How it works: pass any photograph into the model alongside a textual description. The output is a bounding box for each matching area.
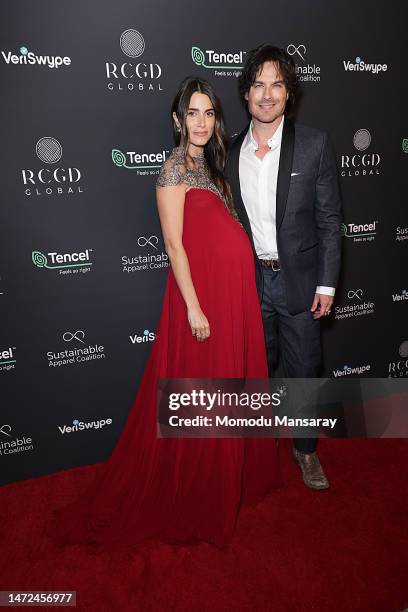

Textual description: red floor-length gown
[50,148,281,555]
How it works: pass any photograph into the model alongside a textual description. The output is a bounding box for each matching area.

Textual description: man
[225,44,342,490]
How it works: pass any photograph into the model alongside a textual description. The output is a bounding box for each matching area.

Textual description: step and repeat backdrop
[0,0,406,485]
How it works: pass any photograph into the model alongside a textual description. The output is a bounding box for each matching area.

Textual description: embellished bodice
[156,147,242,226]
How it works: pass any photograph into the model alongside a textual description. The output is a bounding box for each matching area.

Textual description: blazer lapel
[228,125,254,241]
[276,118,295,231]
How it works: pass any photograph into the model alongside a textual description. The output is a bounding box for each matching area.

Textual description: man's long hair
[171,76,234,212]
[238,44,299,116]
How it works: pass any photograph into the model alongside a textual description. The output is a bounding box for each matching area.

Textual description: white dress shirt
[238,116,335,297]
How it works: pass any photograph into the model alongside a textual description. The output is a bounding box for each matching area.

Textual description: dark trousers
[260,267,321,454]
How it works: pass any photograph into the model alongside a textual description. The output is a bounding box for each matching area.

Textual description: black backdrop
[1,0,407,485]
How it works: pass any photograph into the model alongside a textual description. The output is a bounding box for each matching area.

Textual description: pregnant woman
[51,77,281,555]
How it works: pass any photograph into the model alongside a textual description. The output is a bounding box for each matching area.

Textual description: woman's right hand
[187,306,210,342]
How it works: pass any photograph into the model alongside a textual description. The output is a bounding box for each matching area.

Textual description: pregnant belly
[182,189,252,265]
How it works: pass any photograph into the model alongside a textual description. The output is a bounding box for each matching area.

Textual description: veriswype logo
[58,417,113,435]
[32,249,93,276]
[334,288,375,320]
[191,46,245,78]
[286,44,321,82]
[112,147,170,177]
[388,341,408,377]
[47,330,106,368]
[21,137,84,197]
[1,45,71,69]
[333,363,371,377]
[0,346,17,373]
[0,424,34,457]
[341,129,381,177]
[122,234,169,273]
[340,220,378,243]
[129,329,156,344]
[105,29,163,93]
[343,55,388,75]
[391,289,408,303]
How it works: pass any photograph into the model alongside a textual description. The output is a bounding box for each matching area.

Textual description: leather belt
[258,258,281,271]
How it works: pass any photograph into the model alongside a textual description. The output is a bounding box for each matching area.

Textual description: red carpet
[0,439,407,612]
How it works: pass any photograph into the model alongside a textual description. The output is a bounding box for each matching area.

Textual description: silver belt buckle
[271,259,280,271]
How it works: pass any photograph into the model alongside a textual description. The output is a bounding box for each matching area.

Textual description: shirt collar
[242,115,285,153]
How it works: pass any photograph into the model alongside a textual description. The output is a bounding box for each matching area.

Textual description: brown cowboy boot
[293,447,329,490]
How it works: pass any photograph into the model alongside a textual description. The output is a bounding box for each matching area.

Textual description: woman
[51,77,281,555]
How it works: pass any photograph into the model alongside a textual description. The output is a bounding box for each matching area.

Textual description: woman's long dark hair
[171,76,234,212]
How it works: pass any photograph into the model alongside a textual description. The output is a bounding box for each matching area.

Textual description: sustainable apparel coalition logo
[1,45,71,69]
[334,289,375,320]
[122,234,169,273]
[0,424,34,457]
[47,330,106,368]
[286,44,321,82]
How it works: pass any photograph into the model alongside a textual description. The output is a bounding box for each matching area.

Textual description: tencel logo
[112,147,169,176]
[105,29,163,93]
[191,46,245,77]
[0,425,34,457]
[129,329,156,344]
[122,234,168,273]
[341,129,381,177]
[47,330,106,368]
[286,43,321,83]
[58,418,113,435]
[32,249,93,276]
[1,45,71,69]
[21,137,84,197]
[340,221,378,243]
[333,363,371,377]
[388,341,408,377]
[343,55,388,75]
[391,289,408,303]
[0,346,16,373]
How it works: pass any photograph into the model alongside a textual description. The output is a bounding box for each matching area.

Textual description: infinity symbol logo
[63,330,85,343]
[347,289,363,300]
[138,235,158,249]
[0,424,12,437]
[287,44,306,61]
